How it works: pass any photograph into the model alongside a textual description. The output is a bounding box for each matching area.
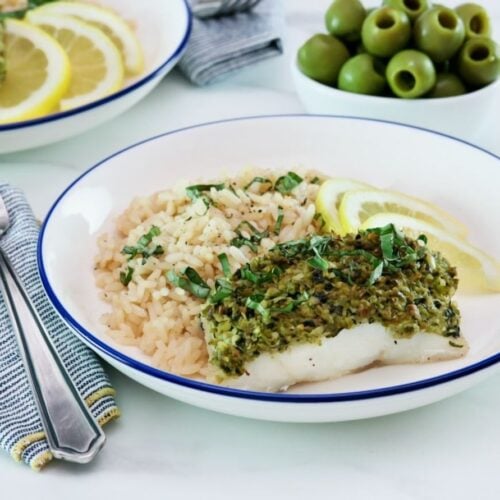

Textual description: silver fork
[191,0,261,19]
[0,196,105,464]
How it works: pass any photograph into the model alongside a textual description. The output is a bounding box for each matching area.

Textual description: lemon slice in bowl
[361,213,500,293]
[0,19,70,124]
[339,189,468,238]
[28,1,144,75]
[315,178,373,235]
[26,11,124,111]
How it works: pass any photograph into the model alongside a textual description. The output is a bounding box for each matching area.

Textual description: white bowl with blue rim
[38,114,500,422]
[0,0,191,154]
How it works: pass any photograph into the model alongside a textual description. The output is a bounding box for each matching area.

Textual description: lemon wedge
[339,189,468,238]
[29,1,144,75]
[27,11,124,110]
[315,178,373,235]
[0,19,70,124]
[361,213,500,293]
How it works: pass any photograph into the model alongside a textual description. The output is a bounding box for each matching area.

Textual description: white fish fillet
[210,324,468,392]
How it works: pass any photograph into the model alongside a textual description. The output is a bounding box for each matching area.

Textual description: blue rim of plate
[0,0,192,131]
[38,114,500,403]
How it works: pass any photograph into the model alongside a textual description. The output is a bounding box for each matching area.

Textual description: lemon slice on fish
[315,178,373,235]
[0,19,70,124]
[27,11,124,110]
[361,213,500,293]
[339,189,468,238]
[29,1,144,75]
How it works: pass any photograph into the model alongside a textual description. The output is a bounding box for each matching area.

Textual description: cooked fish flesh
[216,323,466,392]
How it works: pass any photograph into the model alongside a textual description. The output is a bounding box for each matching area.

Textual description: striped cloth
[179,0,283,85]
[0,184,119,471]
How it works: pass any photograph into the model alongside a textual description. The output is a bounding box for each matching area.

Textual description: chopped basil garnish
[277,236,330,270]
[245,294,270,321]
[245,290,309,320]
[278,239,322,259]
[120,226,164,285]
[334,249,380,266]
[185,183,225,200]
[274,206,284,235]
[309,235,331,255]
[274,172,303,194]
[185,183,225,210]
[218,253,231,278]
[210,278,233,304]
[367,260,384,286]
[307,256,329,271]
[244,177,273,191]
[230,236,258,252]
[271,291,310,314]
[228,185,239,198]
[307,235,331,271]
[121,225,164,264]
[310,176,321,184]
[365,224,428,284]
[380,230,395,260]
[230,221,269,252]
[239,264,281,285]
[167,267,210,299]
[235,221,269,238]
[119,266,134,286]
[241,265,267,284]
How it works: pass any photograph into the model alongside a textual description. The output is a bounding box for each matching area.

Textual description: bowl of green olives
[293,0,499,137]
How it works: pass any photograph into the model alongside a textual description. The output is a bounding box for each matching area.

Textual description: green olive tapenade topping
[202,225,461,377]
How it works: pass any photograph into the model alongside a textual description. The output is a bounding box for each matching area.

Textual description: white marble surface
[1,0,499,497]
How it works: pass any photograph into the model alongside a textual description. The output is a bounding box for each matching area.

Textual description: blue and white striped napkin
[0,184,119,471]
[179,0,284,85]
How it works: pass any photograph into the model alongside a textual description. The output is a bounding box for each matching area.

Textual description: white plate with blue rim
[0,0,191,154]
[38,115,500,422]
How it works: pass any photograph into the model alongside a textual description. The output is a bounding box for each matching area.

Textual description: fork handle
[0,250,105,463]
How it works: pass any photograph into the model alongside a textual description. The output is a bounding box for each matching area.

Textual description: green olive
[414,7,465,63]
[455,3,491,40]
[325,0,366,42]
[297,34,350,85]
[338,54,386,95]
[386,49,436,98]
[428,73,466,97]
[457,37,499,87]
[361,7,411,58]
[383,0,430,22]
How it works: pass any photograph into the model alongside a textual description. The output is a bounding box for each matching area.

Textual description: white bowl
[292,59,500,138]
[0,0,191,154]
[39,115,500,422]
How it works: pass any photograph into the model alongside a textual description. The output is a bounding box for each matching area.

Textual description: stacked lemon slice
[0,1,143,124]
[315,178,500,293]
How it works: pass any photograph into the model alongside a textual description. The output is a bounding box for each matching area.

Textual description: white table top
[1,0,499,497]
